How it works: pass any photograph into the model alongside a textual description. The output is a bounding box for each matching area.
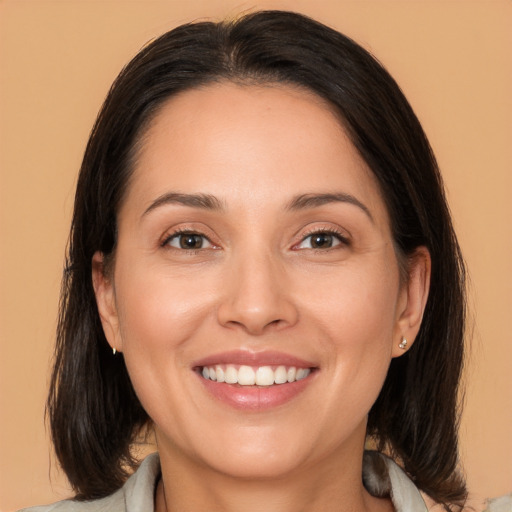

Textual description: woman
[22,10,472,512]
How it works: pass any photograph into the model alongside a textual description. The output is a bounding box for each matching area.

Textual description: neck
[154,435,393,512]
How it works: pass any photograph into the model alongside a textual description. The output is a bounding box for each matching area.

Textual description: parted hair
[48,10,467,509]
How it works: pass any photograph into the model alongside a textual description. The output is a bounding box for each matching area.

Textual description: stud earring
[398,337,408,350]
[112,347,117,355]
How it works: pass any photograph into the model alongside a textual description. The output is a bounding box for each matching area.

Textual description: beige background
[1,1,511,510]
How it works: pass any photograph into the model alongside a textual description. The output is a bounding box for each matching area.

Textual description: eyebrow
[286,193,373,222]
[142,192,224,216]
[142,191,372,221]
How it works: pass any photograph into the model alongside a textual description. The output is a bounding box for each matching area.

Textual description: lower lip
[197,372,316,411]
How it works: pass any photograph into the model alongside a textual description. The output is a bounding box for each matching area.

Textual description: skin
[93,83,430,512]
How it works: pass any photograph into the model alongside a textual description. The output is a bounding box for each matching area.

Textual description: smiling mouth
[199,364,313,386]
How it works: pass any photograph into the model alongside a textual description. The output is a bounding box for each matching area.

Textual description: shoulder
[17,491,123,512]
[18,453,161,512]
[364,451,512,512]
[17,494,121,512]
[484,493,512,512]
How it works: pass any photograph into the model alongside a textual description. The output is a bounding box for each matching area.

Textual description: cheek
[301,257,400,403]
[111,263,215,414]
[111,269,210,432]
[301,256,400,345]
[114,261,214,350]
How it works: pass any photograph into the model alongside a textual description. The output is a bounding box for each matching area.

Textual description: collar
[121,450,428,512]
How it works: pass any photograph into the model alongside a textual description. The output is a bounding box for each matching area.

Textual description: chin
[163,423,313,480]
[205,447,307,480]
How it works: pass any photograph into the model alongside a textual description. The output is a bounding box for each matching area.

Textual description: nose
[216,250,299,335]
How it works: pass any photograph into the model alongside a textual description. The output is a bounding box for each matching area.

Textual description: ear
[392,246,431,358]
[92,251,122,353]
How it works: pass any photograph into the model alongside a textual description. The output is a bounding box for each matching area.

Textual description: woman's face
[94,83,428,479]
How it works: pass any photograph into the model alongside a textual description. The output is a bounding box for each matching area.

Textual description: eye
[296,231,347,250]
[163,232,214,250]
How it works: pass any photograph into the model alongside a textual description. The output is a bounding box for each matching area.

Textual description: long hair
[48,10,467,508]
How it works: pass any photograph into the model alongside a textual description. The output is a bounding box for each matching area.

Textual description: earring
[398,337,408,350]
[112,347,117,355]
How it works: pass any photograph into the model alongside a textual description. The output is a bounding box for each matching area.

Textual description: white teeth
[274,365,287,384]
[238,365,255,385]
[296,368,311,380]
[255,366,274,386]
[201,364,312,386]
[225,365,238,384]
[216,366,225,383]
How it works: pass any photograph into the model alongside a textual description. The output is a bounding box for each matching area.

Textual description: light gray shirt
[21,451,504,512]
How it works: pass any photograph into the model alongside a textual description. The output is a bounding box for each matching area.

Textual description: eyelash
[295,228,350,251]
[161,227,349,252]
[161,229,215,252]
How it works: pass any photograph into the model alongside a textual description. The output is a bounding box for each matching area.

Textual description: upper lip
[192,350,317,369]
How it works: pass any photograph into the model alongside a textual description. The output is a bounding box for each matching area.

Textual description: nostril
[266,318,283,328]
[221,315,292,335]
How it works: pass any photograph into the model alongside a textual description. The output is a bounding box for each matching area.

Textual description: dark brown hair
[48,10,467,509]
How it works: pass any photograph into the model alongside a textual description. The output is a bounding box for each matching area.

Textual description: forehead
[137,81,346,163]
[122,82,388,225]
